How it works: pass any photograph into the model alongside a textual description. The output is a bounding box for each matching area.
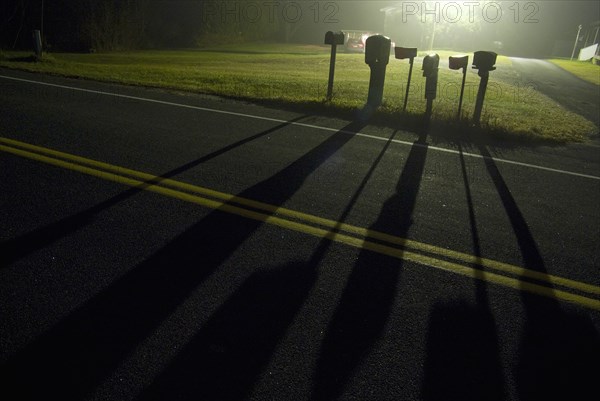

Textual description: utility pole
[41,0,44,50]
[428,21,436,51]
[571,24,582,61]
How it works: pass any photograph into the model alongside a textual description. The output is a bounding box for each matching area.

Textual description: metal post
[403,58,414,111]
[326,44,337,101]
[367,63,387,107]
[395,47,418,111]
[473,72,489,124]
[457,66,467,118]
[425,98,434,117]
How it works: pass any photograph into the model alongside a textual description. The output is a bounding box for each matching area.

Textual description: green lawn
[548,58,600,86]
[0,44,596,143]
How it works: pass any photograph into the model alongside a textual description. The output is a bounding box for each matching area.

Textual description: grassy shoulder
[548,58,600,86]
[1,45,596,144]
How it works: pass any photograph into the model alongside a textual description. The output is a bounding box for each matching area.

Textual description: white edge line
[1,74,599,181]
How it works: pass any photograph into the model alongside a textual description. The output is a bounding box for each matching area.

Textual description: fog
[1,1,598,57]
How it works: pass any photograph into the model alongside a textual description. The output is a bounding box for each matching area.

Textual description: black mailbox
[422,53,439,107]
[422,53,440,77]
[324,31,345,46]
[364,35,391,108]
[473,51,497,72]
[365,35,391,65]
[449,55,469,70]
[394,47,417,60]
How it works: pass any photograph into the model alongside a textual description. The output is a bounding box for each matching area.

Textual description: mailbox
[364,35,391,108]
[395,46,418,111]
[324,31,345,46]
[394,47,417,60]
[422,53,439,108]
[449,55,469,118]
[324,31,345,100]
[422,53,439,77]
[449,55,469,71]
[365,35,391,65]
[473,51,497,72]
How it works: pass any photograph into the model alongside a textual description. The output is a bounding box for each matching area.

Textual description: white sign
[579,44,598,61]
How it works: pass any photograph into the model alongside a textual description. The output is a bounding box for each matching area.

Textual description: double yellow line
[2,136,599,311]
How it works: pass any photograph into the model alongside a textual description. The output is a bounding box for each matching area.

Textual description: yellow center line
[2,139,599,311]
[3,136,599,297]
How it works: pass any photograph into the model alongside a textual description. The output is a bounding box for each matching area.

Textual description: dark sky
[534,1,599,39]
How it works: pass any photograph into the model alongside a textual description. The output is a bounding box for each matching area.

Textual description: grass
[548,58,600,86]
[1,44,597,144]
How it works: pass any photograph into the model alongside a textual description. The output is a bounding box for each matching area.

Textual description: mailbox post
[365,35,391,108]
[449,55,469,118]
[472,51,497,124]
[422,53,439,116]
[394,47,418,111]
[324,31,345,101]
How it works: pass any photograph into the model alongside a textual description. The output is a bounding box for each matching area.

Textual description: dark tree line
[1,0,363,51]
[1,0,144,51]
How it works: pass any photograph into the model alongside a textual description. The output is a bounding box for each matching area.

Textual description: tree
[79,0,147,51]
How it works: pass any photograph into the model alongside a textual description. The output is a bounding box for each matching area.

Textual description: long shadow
[422,144,505,401]
[136,130,398,401]
[312,130,429,399]
[0,115,307,267]
[479,146,600,401]
[0,120,364,401]
[136,259,317,401]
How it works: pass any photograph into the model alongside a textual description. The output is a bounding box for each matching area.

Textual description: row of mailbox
[326,30,497,72]
[324,30,497,122]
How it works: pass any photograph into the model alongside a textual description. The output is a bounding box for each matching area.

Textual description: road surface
[510,57,600,129]
[1,69,599,401]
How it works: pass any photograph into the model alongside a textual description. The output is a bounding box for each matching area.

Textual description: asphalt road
[510,57,600,129]
[1,68,599,401]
